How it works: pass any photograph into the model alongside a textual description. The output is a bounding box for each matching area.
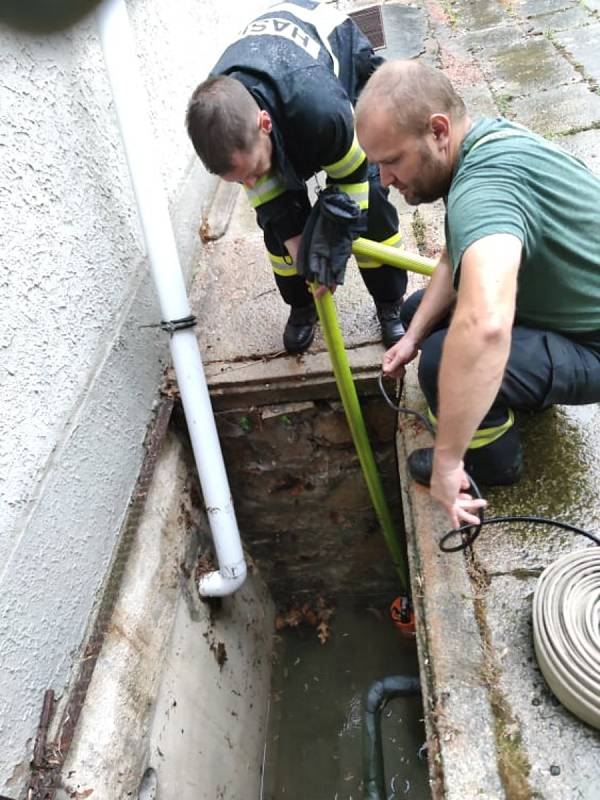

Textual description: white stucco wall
[0,0,269,795]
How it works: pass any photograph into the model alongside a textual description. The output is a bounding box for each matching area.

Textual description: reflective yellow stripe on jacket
[426,408,515,449]
[268,250,297,277]
[331,180,369,210]
[322,131,366,180]
[245,171,286,208]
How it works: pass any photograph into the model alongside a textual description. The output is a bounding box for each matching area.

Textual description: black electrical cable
[377,373,600,552]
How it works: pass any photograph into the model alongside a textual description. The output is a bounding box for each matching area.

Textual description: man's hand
[382,333,419,379]
[430,451,487,528]
[312,282,337,300]
[296,187,364,288]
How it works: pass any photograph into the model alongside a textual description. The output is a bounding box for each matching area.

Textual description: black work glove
[296,186,366,288]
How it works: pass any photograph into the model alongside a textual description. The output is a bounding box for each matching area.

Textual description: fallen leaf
[317,620,330,644]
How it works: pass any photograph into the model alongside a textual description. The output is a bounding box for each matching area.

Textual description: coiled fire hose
[377,373,600,730]
[533,548,600,729]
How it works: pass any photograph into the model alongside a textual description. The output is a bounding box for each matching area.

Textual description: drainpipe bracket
[160,315,197,333]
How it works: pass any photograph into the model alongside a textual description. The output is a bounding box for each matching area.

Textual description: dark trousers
[266,164,408,307]
[402,289,600,427]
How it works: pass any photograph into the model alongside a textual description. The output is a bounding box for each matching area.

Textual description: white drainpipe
[96,0,246,596]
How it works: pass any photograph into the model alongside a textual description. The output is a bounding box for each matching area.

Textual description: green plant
[496,92,514,117]
[412,209,427,255]
[238,416,252,433]
[440,0,457,26]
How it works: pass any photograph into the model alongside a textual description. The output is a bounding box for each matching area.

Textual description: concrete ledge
[198,177,241,243]
[398,363,600,799]
[57,431,275,800]
[203,342,388,409]
[397,364,504,800]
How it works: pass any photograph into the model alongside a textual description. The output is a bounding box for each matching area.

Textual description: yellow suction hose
[309,239,435,593]
[311,286,410,594]
[352,237,436,277]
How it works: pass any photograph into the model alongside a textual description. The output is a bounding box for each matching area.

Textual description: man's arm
[432,233,522,525]
[254,97,362,282]
[382,247,456,377]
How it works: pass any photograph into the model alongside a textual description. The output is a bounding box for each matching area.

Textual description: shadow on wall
[0,0,104,32]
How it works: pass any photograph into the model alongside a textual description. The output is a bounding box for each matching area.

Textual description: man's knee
[400,289,426,328]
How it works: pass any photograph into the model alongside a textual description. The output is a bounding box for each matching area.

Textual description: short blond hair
[356,59,466,135]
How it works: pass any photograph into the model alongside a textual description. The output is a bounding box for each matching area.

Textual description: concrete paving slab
[460,82,499,117]
[485,575,600,799]
[558,129,600,172]
[378,3,428,60]
[488,38,581,96]
[399,383,600,800]
[525,4,593,34]
[202,343,388,410]
[464,404,600,575]
[511,82,600,135]
[458,24,526,59]
[519,0,577,16]
[191,168,422,369]
[450,0,507,31]
[555,22,600,82]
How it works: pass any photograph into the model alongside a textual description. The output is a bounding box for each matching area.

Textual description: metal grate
[349,4,386,50]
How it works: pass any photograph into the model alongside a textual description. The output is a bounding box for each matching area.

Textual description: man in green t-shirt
[355,59,600,527]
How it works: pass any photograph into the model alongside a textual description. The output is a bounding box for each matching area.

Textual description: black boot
[283,304,318,354]
[376,299,405,348]
[407,425,524,487]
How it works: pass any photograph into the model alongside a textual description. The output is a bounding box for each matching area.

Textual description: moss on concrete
[467,554,534,799]
[495,91,515,116]
[411,208,428,255]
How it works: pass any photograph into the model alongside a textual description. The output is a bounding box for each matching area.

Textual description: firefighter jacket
[211,0,382,252]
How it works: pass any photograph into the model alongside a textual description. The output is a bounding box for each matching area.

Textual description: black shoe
[283,304,317,354]
[407,426,524,488]
[376,299,405,348]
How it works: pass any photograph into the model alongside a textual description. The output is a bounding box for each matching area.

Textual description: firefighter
[186,0,407,354]
[356,59,600,527]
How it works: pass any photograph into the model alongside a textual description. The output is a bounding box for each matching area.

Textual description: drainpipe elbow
[197,561,248,597]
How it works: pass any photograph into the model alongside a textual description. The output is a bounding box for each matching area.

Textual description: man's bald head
[356,59,467,137]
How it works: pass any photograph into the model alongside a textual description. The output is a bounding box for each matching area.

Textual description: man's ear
[430,113,450,147]
[258,109,272,134]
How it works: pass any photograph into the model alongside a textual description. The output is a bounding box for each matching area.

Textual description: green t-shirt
[446,117,600,334]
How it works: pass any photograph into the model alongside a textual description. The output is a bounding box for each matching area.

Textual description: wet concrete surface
[189,0,600,797]
[489,38,581,95]
[191,185,392,364]
[525,4,593,35]
[555,22,600,82]
[511,82,600,135]
[379,3,428,61]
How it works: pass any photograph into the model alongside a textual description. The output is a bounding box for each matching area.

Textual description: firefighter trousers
[402,289,600,431]
[264,164,408,308]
